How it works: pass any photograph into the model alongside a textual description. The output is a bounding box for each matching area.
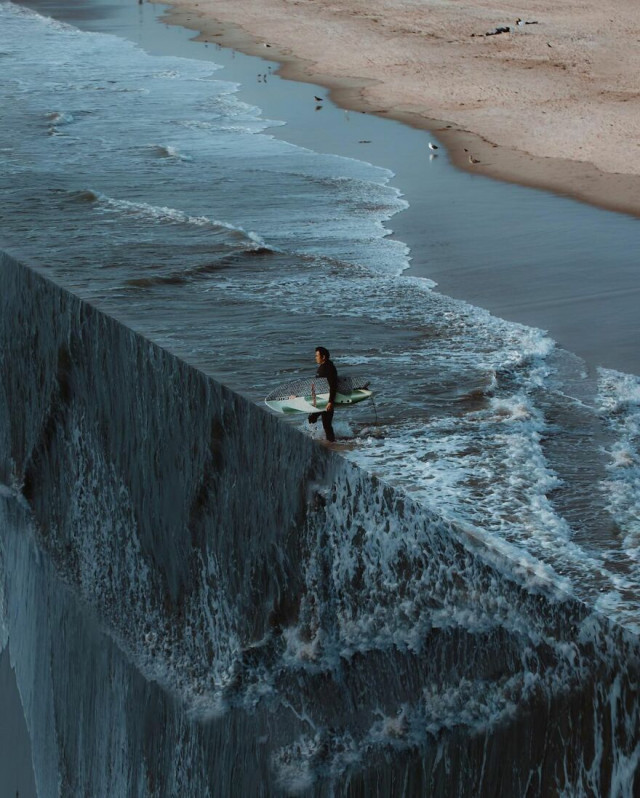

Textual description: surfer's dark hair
[316,346,330,360]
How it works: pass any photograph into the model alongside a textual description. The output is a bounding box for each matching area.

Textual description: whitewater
[1,1,640,794]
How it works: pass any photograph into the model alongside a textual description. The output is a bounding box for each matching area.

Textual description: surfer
[309,346,337,442]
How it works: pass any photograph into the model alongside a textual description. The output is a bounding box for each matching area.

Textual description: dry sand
[156,0,640,216]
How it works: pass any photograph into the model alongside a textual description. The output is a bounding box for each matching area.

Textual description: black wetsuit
[309,359,338,441]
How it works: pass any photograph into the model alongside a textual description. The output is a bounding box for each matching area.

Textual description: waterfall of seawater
[2,251,639,795]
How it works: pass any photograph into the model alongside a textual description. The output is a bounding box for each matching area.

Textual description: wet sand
[156,0,640,219]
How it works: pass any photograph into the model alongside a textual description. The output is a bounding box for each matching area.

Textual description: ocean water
[1,1,640,794]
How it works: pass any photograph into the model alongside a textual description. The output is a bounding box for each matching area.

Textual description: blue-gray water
[1,1,640,794]
[3,253,640,796]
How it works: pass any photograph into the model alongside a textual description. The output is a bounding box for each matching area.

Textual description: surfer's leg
[321,409,335,442]
[308,413,320,424]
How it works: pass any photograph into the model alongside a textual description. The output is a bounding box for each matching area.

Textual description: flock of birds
[308,102,482,164]
[429,141,480,164]
[255,73,481,166]
[254,17,540,165]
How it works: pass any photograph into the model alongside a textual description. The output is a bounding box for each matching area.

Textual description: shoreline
[154,0,640,220]
[12,0,640,377]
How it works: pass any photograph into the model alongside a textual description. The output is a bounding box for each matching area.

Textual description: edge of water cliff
[2,250,639,795]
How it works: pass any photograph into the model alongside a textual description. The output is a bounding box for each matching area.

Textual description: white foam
[150,143,193,162]
[592,369,640,628]
[92,191,267,247]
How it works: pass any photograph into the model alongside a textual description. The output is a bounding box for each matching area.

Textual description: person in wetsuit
[308,346,337,442]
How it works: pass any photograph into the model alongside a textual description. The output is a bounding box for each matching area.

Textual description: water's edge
[2,251,639,795]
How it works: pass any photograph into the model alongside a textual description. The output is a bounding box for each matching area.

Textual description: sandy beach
[156,0,640,217]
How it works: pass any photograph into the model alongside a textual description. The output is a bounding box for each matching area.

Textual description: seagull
[428,142,439,152]
[314,95,324,103]
[468,154,480,164]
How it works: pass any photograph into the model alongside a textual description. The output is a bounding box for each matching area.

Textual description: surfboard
[265,375,372,414]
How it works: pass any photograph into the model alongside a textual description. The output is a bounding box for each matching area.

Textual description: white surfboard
[265,375,372,414]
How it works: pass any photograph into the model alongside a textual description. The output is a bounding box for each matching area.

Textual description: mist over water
[1,1,640,794]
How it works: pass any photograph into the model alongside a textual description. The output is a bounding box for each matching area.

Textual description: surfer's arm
[317,362,338,408]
